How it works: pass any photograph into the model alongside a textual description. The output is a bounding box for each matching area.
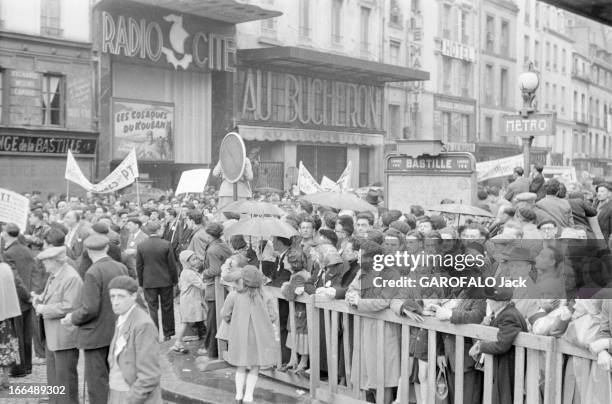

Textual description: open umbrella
[426,203,494,218]
[301,191,377,212]
[224,217,298,239]
[221,200,286,217]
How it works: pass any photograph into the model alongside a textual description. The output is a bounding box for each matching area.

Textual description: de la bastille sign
[101,10,236,73]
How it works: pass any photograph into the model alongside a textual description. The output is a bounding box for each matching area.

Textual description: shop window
[484,116,493,142]
[41,73,64,126]
[41,0,62,37]
[296,145,347,183]
[441,112,451,142]
[359,148,369,187]
[460,114,470,143]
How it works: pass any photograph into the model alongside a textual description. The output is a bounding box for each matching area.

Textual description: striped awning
[238,125,384,147]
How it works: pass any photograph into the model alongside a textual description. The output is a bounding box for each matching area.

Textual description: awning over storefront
[238,125,384,147]
[97,0,281,24]
[540,0,612,27]
[238,47,430,84]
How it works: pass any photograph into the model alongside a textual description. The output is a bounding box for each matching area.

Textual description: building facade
[0,0,97,194]
[234,0,427,192]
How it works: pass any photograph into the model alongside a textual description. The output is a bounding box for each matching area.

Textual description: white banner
[297,162,322,195]
[65,149,139,193]
[0,188,30,233]
[175,169,211,195]
[542,166,577,183]
[320,176,337,191]
[476,154,523,182]
[336,161,352,191]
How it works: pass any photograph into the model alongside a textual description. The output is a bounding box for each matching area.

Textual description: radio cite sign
[101,11,236,73]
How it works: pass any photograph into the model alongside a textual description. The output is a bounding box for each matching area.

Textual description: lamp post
[518,62,540,177]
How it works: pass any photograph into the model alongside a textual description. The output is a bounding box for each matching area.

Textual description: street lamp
[518,62,540,176]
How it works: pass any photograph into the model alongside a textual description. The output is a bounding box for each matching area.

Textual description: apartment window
[596,100,600,127]
[299,0,311,38]
[388,104,401,140]
[534,40,540,68]
[412,0,420,14]
[525,0,531,24]
[545,42,550,69]
[573,91,578,120]
[442,112,451,142]
[461,62,471,97]
[460,10,470,44]
[581,94,586,122]
[360,7,371,52]
[500,68,508,107]
[331,0,342,43]
[485,64,493,104]
[535,2,540,28]
[389,0,402,26]
[485,116,493,141]
[562,48,566,73]
[561,86,565,113]
[41,0,61,36]
[485,15,494,52]
[41,74,64,126]
[552,84,557,110]
[389,41,401,65]
[442,57,452,94]
[545,82,550,109]
[442,5,452,39]
[500,20,509,56]
[524,35,530,63]
[553,44,558,71]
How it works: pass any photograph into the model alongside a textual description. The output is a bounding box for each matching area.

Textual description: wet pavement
[161,338,313,404]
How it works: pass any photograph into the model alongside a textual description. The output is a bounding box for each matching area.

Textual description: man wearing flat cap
[107,276,162,403]
[136,221,178,342]
[62,234,129,404]
[32,245,82,404]
[468,286,527,404]
[77,222,124,280]
[198,222,232,358]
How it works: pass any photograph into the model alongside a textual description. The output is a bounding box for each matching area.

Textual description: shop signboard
[385,152,477,213]
[112,99,174,161]
[0,134,97,156]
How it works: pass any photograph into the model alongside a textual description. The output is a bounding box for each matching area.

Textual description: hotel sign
[441,39,476,62]
[237,68,383,130]
[101,10,236,72]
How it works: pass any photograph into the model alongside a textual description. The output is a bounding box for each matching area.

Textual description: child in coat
[172,250,205,353]
[222,265,277,404]
[280,249,310,373]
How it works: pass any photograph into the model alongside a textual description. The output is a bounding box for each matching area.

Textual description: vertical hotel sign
[100,9,236,72]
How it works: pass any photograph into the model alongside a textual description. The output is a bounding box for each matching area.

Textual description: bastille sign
[501,112,556,137]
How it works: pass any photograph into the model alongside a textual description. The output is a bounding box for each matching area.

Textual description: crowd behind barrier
[3,167,612,404]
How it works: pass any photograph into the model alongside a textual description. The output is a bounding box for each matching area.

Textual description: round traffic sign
[219,132,246,183]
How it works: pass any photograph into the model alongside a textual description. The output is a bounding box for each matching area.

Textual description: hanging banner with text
[65,149,139,193]
[0,188,30,233]
[476,154,523,182]
[113,99,174,161]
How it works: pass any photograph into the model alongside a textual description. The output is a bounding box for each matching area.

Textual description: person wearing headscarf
[0,262,21,389]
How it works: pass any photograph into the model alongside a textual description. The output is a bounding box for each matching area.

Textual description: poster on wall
[113,99,174,161]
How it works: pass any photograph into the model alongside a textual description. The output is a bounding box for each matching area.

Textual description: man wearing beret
[107,276,162,403]
[136,222,178,341]
[62,234,129,404]
[198,222,232,358]
[33,245,82,404]
[2,222,36,377]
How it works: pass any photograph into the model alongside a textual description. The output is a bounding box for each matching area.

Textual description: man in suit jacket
[2,223,35,377]
[62,235,129,404]
[33,245,82,404]
[137,222,178,340]
[504,167,531,202]
[123,217,148,281]
[63,210,91,260]
[535,179,575,229]
[107,276,162,403]
[596,183,612,242]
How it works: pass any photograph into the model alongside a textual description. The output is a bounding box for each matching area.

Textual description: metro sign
[502,113,556,137]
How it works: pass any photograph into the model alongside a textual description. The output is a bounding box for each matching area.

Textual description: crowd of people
[1,163,612,403]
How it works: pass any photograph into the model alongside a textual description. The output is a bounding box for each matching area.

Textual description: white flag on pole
[320,176,337,191]
[335,161,352,191]
[64,150,94,190]
[297,162,322,194]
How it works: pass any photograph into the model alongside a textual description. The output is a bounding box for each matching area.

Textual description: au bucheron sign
[0,134,97,156]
